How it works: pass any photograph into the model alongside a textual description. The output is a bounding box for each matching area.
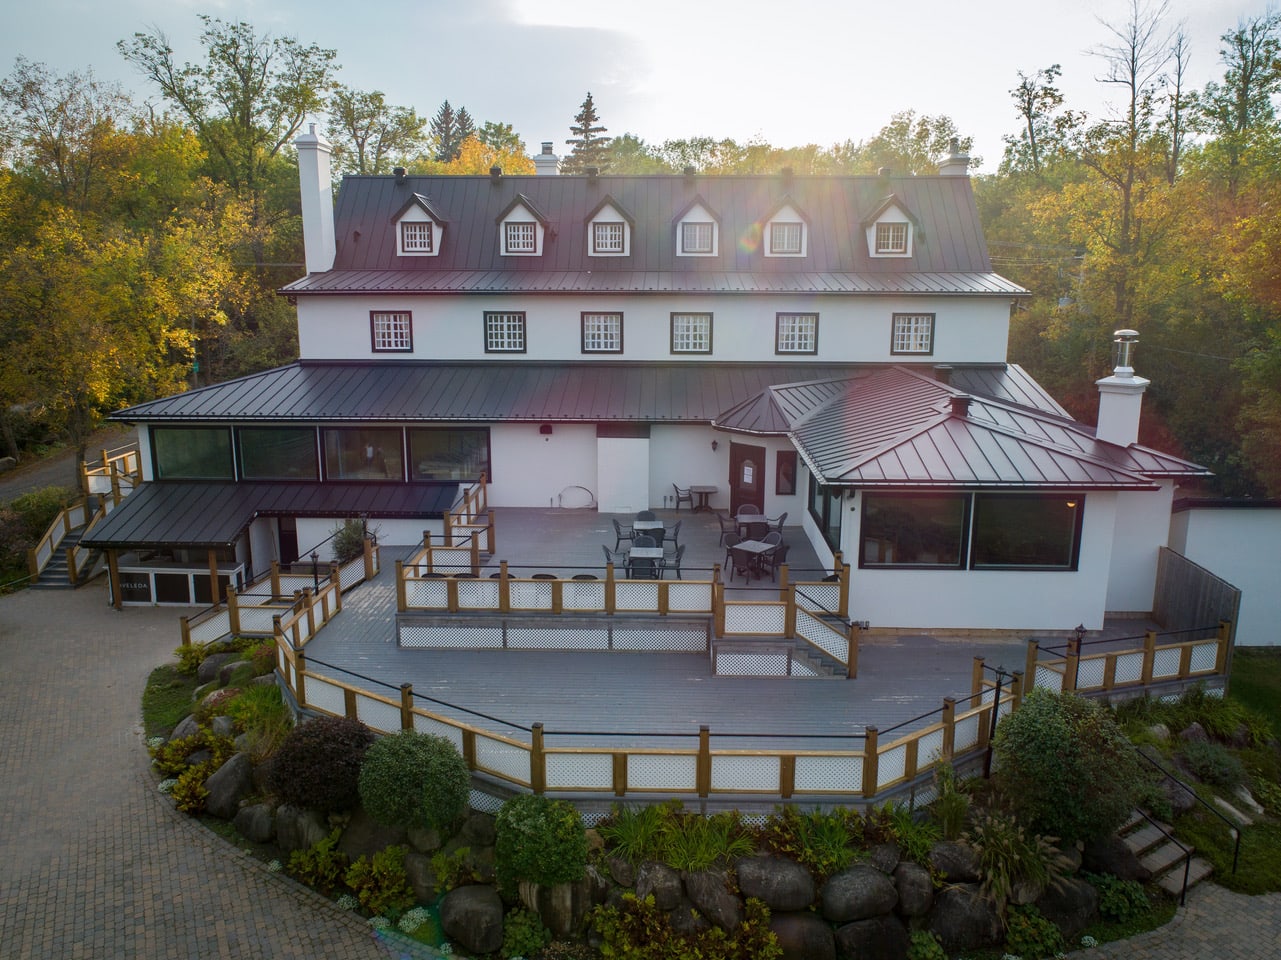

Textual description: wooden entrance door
[729,442,766,516]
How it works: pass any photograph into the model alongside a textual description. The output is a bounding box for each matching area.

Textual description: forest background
[1,5,1278,498]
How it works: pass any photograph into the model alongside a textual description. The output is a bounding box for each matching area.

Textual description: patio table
[690,485,718,512]
[728,539,775,581]
[631,519,665,533]
[625,545,665,579]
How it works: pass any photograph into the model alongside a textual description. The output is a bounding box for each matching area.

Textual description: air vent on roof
[586,166,598,180]
[683,165,696,181]
[933,364,953,385]
[877,167,892,178]
[950,395,971,417]
[490,166,502,182]
[393,167,407,184]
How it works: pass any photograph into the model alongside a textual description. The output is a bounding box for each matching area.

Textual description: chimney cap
[541,141,554,154]
[489,165,502,181]
[393,167,407,184]
[949,395,972,417]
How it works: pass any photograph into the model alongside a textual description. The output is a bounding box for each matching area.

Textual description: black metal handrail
[1133,746,1241,876]
[1127,806,1195,905]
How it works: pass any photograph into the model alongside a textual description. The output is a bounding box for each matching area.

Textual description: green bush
[1003,903,1066,958]
[1177,739,1248,789]
[288,828,351,896]
[932,761,971,841]
[358,731,469,830]
[268,716,375,813]
[502,907,551,959]
[1117,687,1272,748]
[331,518,368,564]
[345,845,416,916]
[907,929,946,960]
[150,730,236,777]
[758,805,864,883]
[658,809,755,872]
[429,846,480,893]
[963,811,1072,917]
[590,893,782,960]
[993,689,1144,844]
[598,802,670,864]
[9,485,77,533]
[171,763,212,814]
[1085,872,1150,922]
[495,794,588,893]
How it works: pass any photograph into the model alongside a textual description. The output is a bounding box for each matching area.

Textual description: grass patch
[142,664,198,739]
[1078,891,1178,946]
[1174,813,1281,895]
[1229,648,1281,740]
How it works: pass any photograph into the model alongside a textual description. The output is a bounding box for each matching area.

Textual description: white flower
[368,916,390,930]
[158,778,178,794]
[398,906,432,933]
[1081,934,1100,948]
[266,859,282,872]
[336,894,359,911]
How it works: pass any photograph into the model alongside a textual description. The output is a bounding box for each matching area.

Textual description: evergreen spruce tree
[455,106,475,149]
[563,91,611,173]
[430,100,466,162]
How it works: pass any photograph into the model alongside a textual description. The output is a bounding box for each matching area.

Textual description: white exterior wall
[1104,481,1175,615]
[486,422,598,508]
[248,518,277,579]
[648,425,725,511]
[1169,506,1281,647]
[296,293,1009,364]
[596,437,650,513]
[844,490,1119,632]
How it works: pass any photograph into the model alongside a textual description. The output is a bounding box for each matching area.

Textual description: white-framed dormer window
[371,311,412,352]
[769,221,804,255]
[891,313,935,355]
[401,221,432,253]
[670,312,712,354]
[775,312,818,355]
[681,221,715,254]
[504,221,537,254]
[592,221,625,254]
[875,221,910,254]
[484,311,527,353]
[581,312,623,353]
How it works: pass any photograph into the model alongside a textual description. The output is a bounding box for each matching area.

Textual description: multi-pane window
[876,221,909,253]
[370,311,412,352]
[581,312,623,353]
[891,313,935,355]
[323,428,404,481]
[775,313,818,354]
[681,221,714,253]
[770,221,803,254]
[670,313,712,354]
[239,427,318,480]
[400,221,432,253]
[592,221,625,254]
[152,427,233,480]
[504,221,536,253]
[484,311,527,353]
[409,428,490,482]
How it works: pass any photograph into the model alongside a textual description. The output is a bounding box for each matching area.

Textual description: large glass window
[152,427,233,479]
[409,428,490,481]
[581,312,623,353]
[972,495,1083,569]
[860,493,966,567]
[776,313,818,354]
[239,427,318,480]
[670,312,712,354]
[370,311,412,352]
[322,428,404,480]
[807,474,844,551]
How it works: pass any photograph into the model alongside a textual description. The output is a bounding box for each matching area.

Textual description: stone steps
[1118,810,1214,899]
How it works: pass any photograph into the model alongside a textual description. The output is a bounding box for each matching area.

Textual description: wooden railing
[26,499,92,582]
[442,474,494,554]
[81,444,141,502]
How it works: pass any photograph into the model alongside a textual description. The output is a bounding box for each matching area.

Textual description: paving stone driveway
[2,581,1279,958]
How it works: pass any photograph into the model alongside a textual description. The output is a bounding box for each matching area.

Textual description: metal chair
[728,545,756,583]
[760,540,789,581]
[628,557,659,579]
[722,533,742,571]
[716,513,738,547]
[664,519,682,546]
[662,542,685,580]
[612,518,634,551]
[602,544,627,568]
[672,484,693,511]
[744,521,769,540]
[770,511,789,534]
[632,534,657,548]
[636,509,657,521]
[738,503,762,517]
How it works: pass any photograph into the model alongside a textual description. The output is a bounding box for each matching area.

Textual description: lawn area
[1229,647,1281,739]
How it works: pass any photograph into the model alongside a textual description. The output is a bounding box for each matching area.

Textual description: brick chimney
[295,124,335,273]
[937,138,970,176]
[533,141,561,176]
[1095,329,1149,447]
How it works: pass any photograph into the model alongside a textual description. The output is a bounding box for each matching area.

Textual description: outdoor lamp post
[311,550,319,591]
[984,664,1009,779]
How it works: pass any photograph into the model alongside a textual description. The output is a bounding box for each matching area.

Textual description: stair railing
[1133,747,1242,877]
[1127,806,1194,906]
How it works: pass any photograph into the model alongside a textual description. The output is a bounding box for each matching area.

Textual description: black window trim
[482,310,528,354]
[669,311,713,355]
[774,311,819,356]
[890,312,936,356]
[369,310,413,353]
[580,311,624,354]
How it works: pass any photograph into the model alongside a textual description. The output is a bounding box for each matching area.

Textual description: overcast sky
[1,0,1264,173]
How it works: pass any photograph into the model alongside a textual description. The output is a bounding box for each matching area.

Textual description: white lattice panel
[716,652,788,676]
[615,581,659,611]
[411,715,464,750]
[355,694,401,734]
[190,615,231,643]
[1115,652,1144,683]
[913,781,940,808]
[305,676,346,717]
[794,755,860,793]
[1152,647,1181,679]
[711,755,780,791]
[797,582,841,610]
[953,714,981,751]
[877,744,906,785]
[236,607,283,634]
[723,603,785,634]
[1034,664,1064,690]
[563,581,605,609]
[507,628,608,650]
[667,582,713,612]
[796,611,847,662]
[398,624,503,648]
[790,659,819,677]
[613,628,705,651]
[1190,642,1218,672]
[917,728,944,762]
[546,753,614,789]
[278,574,312,594]
[408,580,448,607]
[508,581,553,610]
[628,754,697,790]
[1077,658,1105,689]
[475,736,531,785]
[277,658,294,689]
[457,580,499,609]
[468,789,504,814]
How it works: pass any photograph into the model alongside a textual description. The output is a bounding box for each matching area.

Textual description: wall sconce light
[710,439,719,452]
[1065,500,1078,509]
[539,424,553,441]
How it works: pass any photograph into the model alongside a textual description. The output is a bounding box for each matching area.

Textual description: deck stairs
[1119,811,1214,897]
[29,524,92,590]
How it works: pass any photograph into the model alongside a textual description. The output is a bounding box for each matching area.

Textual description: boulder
[519,878,596,938]
[892,862,933,917]
[337,807,408,861]
[440,885,504,954]
[1147,722,1171,742]
[274,804,330,854]
[460,810,497,846]
[0,455,16,473]
[233,803,276,844]
[770,911,836,960]
[820,863,899,923]
[204,753,254,820]
[169,714,200,743]
[736,855,816,912]
[197,652,238,685]
[403,851,440,903]
[1082,835,1151,882]
[868,843,900,874]
[667,898,712,938]
[1036,876,1098,939]
[406,824,442,853]
[928,841,980,883]
[219,659,251,685]
[607,855,635,887]
[635,861,683,910]
[926,883,1002,955]
[834,914,909,960]
[210,715,236,738]
[683,869,742,931]
[1178,721,1209,743]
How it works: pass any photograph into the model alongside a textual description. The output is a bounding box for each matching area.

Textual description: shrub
[194,687,242,723]
[1003,903,1066,958]
[430,846,480,893]
[658,809,755,872]
[288,829,351,896]
[332,518,368,564]
[963,811,1072,917]
[590,893,782,960]
[598,802,670,864]
[1085,872,1150,922]
[907,929,947,960]
[358,731,469,830]
[759,805,863,882]
[222,684,293,760]
[502,907,551,959]
[495,794,588,893]
[993,689,1144,844]
[345,845,416,916]
[1177,739,1248,789]
[879,803,940,866]
[932,761,971,841]
[267,716,375,813]
[171,763,212,814]
[150,730,236,777]
[174,642,213,676]
[9,485,77,533]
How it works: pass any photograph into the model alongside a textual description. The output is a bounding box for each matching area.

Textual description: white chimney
[532,140,561,176]
[937,138,970,176]
[1095,329,1149,447]
[296,124,335,273]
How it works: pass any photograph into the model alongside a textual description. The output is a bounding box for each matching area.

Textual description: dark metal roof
[81,482,457,550]
[110,361,866,424]
[280,171,1028,297]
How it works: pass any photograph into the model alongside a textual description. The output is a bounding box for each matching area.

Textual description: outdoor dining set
[604,506,789,582]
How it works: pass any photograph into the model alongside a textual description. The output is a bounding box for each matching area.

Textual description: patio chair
[760,540,789,581]
[727,545,757,583]
[661,542,685,580]
[722,533,742,570]
[664,519,682,546]
[612,518,634,551]
[632,534,657,548]
[716,513,737,547]
[738,503,762,517]
[770,511,789,534]
[744,521,769,540]
[628,556,659,579]
[601,544,627,568]
[672,484,693,511]
[636,509,657,521]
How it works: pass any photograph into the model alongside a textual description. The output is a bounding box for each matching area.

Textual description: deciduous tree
[326,86,426,175]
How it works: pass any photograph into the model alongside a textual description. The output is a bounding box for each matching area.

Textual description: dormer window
[401,221,433,253]
[681,222,714,254]
[505,222,537,254]
[876,222,909,254]
[592,221,625,253]
[769,222,803,254]
[497,194,550,256]
[392,193,446,257]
